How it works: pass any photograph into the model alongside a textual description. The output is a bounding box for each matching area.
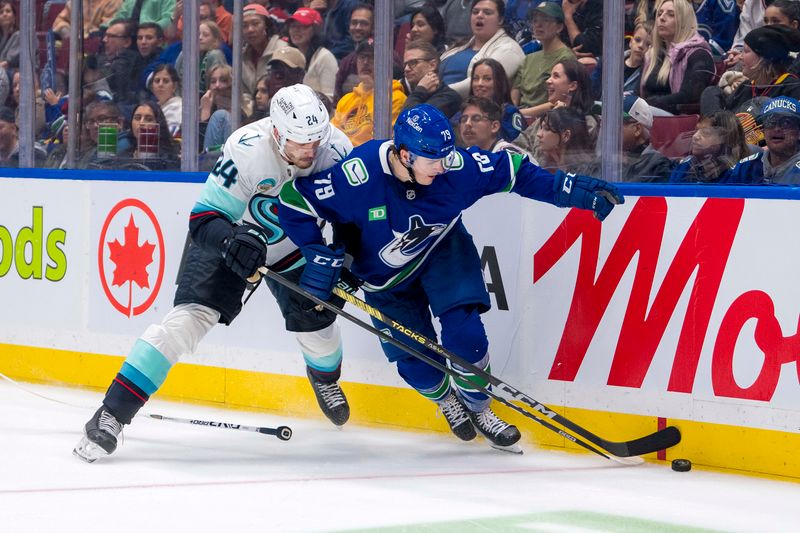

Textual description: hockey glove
[300,243,345,301]
[553,172,625,221]
[222,223,268,280]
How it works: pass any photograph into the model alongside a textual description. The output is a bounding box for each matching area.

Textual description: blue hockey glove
[222,223,268,280]
[553,172,625,221]
[300,243,345,300]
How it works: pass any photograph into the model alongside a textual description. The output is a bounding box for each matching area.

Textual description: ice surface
[0,380,797,532]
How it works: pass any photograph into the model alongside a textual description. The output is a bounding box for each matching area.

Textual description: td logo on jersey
[98,198,165,318]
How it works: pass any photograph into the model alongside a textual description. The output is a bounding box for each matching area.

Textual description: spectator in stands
[633,0,658,24]
[77,100,131,167]
[534,106,595,174]
[176,20,228,96]
[457,96,529,155]
[9,70,46,138]
[200,63,250,150]
[148,64,182,137]
[251,74,270,121]
[511,3,575,121]
[516,59,599,156]
[641,0,715,115]
[562,0,603,58]
[334,4,375,101]
[263,47,308,108]
[0,106,24,166]
[115,0,175,31]
[286,7,337,102]
[764,0,800,30]
[241,3,288,101]
[727,96,800,183]
[440,0,473,45]
[320,0,360,59]
[134,23,165,94]
[670,110,749,182]
[724,0,767,68]
[120,101,180,168]
[403,5,447,55]
[0,1,19,69]
[53,0,123,40]
[170,0,233,44]
[504,0,540,47]
[620,94,674,182]
[624,20,653,95]
[693,0,741,57]
[97,19,139,111]
[455,58,524,141]
[401,40,462,118]
[701,24,800,115]
[331,40,407,146]
[440,0,525,98]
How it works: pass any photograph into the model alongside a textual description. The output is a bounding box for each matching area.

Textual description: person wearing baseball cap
[263,47,308,109]
[727,96,800,184]
[242,2,288,103]
[512,2,574,118]
[620,94,673,182]
[701,24,800,116]
[287,7,337,101]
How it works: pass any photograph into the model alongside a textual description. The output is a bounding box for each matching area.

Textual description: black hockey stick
[259,268,680,460]
[146,413,292,441]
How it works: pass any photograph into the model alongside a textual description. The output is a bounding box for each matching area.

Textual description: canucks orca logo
[379,215,446,268]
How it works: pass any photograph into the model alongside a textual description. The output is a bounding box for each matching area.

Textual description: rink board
[1,174,799,479]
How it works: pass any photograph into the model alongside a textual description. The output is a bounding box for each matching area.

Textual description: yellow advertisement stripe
[1,342,798,481]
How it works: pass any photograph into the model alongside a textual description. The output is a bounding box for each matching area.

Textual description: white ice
[0,379,797,533]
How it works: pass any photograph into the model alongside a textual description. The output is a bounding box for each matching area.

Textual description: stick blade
[622,425,681,457]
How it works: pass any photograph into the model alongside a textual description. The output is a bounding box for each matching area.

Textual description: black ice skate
[437,392,477,441]
[73,406,124,463]
[469,406,522,453]
[307,367,350,426]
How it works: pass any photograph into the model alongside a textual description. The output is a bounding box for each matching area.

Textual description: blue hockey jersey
[279,140,562,291]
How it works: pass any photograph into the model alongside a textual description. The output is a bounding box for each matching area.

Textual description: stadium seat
[650,114,699,159]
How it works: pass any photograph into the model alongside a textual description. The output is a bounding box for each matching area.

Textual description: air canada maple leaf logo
[98,199,165,317]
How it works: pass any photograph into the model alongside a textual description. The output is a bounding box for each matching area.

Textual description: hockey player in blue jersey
[278,104,623,450]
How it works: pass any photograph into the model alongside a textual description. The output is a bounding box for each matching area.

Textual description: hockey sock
[103,373,149,425]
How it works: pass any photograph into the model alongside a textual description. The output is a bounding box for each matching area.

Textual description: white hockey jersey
[192,117,352,270]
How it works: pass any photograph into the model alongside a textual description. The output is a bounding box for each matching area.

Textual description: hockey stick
[259,267,680,461]
[146,413,293,441]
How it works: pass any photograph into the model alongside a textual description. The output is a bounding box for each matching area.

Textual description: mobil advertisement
[519,195,800,434]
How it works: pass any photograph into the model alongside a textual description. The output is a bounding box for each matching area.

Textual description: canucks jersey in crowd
[280,140,562,292]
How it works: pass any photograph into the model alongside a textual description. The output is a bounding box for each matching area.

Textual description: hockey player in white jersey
[74,85,353,463]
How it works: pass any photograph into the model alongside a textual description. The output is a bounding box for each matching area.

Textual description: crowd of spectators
[0,0,798,185]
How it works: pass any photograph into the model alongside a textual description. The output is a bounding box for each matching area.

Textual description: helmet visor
[410,149,457,176]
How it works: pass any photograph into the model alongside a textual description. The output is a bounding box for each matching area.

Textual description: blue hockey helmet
[393,104,455,160]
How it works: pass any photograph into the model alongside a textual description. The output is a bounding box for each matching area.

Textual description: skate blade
[490,442,523,454]
[72,436,109,463]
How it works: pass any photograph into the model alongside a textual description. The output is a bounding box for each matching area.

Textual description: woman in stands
[406,5,447,55]
[200,63,250,150]
[453,58,524,142]
[701,24,800,115]
[640,0,714,115]
[0,0,18,70]
[516,59,598,157]
[533,107,595,174]
[286,7,337,102]
[148,64,182,138]
[175,20,228,97]
[121,100,180,169]
[669,110,749,183]
[439,0,524,98]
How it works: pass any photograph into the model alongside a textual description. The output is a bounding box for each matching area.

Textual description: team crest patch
[256,178,278,193]
[343,158,369,185]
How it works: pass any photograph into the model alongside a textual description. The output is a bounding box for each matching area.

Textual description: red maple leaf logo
[107,215,155,315]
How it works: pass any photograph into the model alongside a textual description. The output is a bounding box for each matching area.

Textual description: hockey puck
[671,458,691,472]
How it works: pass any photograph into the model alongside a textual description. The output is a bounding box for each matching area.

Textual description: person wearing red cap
[242,2,288,102]
[287,7,337,101]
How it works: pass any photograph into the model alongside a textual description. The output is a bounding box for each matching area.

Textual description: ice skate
[73,406,123,463]
[469,406,522,453]
[437,392,477,441]
[307,367,350,426]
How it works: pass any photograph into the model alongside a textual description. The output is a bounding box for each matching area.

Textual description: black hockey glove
[222,223,268,280]
[300,243,345,300]
[553,172,624,221]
